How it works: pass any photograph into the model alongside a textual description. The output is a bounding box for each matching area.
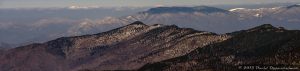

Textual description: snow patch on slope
[229,8,246,11]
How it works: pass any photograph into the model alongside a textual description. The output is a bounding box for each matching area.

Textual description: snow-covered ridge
[229,7,282,12]
[68,5,100,9]
[229,8,246,11]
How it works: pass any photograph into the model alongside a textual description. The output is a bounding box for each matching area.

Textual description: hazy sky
[1,0,300,8]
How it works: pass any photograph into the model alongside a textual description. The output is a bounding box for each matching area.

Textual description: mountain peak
[144,6,227,14]
[253,24,275,29]
[129,21,146,25]
[247,24,284,32]
[228,24,287,35]
[123,21,149,28]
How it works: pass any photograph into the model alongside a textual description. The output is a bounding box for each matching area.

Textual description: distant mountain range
[0,21,299,71]
[117,4,300,33]
[0,4,300,48]
[0,7,147,46]
[144,6,229,14]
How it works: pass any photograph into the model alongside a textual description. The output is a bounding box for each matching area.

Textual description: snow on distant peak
[254,14,262,17]
[229,8,246,11]
[271,7,281,10]
[68,5,100,9]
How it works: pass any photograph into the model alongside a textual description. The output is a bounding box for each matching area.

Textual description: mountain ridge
[139,24,300,71]
[0,21,227,71]
[142,6,229,14]
[1,22,299,71]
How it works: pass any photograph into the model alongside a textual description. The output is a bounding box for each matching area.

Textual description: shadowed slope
[139,24,300,71]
